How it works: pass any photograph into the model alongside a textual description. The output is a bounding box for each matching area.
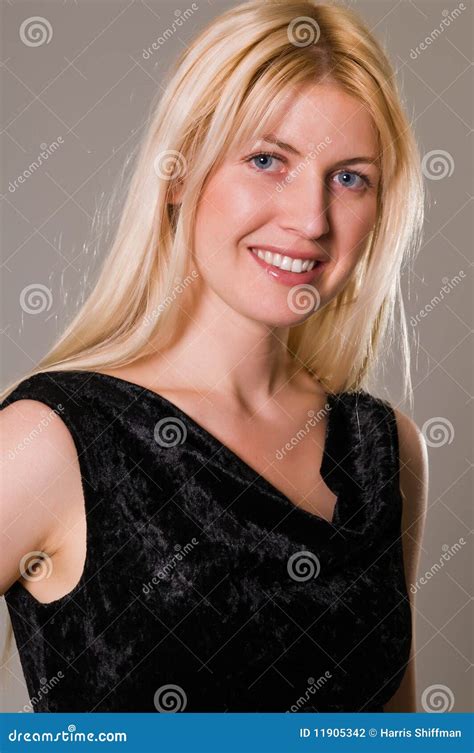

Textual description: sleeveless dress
[1,369,412,713]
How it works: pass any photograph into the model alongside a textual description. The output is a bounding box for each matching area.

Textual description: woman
[1,0,428,713]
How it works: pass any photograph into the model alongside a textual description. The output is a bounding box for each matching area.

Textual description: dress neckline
[61,369,343,527]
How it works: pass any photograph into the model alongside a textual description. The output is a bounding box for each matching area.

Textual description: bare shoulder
[392,407,429,528]
[1,397,81,482]
[391,406,429,600]
[0,398,84,595]
[383,407,429,712]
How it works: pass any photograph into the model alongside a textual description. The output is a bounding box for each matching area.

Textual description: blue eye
[246,153,374,188]
[333,170,372,189]
[246,152,284,172]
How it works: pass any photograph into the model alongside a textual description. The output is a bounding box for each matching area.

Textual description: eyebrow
[256,133,379,168]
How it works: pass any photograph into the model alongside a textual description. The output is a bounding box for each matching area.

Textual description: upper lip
[248,244,327,262]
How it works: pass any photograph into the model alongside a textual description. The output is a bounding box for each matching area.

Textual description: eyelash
[245,151,374,189]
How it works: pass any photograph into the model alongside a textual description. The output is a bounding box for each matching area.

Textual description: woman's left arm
[382,407,429,713]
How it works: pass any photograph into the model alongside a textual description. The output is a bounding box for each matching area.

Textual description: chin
[245,302,323,329]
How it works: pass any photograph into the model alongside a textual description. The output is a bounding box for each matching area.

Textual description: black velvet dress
[1,369,412,712]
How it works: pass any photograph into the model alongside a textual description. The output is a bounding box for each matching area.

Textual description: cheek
[321,205,376,296]
[200,170,261,224]
[194,173,266,266]
[334,199,376,258]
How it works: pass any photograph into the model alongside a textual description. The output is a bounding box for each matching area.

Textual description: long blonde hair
[2,0,424,404]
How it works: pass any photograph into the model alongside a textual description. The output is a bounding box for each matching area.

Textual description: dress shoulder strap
[327,389,403,539]
[349,389,401,490]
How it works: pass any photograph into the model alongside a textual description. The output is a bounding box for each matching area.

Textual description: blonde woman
[1,0,428,713]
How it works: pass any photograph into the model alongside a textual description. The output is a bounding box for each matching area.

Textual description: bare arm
[383,408,429,712]
[0,399,81,595]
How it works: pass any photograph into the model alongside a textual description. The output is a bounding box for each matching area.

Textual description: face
[191,82,381,326]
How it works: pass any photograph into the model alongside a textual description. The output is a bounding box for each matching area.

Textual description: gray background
[1,0,472,712]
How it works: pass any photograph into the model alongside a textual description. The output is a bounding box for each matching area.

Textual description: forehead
[239,82,380,161]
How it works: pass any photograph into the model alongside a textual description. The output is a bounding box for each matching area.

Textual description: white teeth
[252,248,317,272]
[292,258,303,273]
[280,255,294,271]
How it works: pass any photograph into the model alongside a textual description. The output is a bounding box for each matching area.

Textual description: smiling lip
[248,247,327,287]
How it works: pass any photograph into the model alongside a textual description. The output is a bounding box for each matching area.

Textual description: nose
[277,170,330,240]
